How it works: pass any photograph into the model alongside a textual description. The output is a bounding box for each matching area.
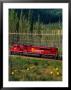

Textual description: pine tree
[28,9,33,45]
[9,9,19,45]
[19,10,23,44]
[22,14,29,44]
[37,14,42,46]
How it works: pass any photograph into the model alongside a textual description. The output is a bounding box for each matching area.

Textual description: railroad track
[9,53,62,61]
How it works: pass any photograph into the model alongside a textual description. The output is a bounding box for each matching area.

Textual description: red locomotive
[10,44,58,59]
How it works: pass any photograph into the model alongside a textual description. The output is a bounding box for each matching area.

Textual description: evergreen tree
[28,9,33,45]
[19,10,23,44]
[37,14,42,46]
[9,9,18,45]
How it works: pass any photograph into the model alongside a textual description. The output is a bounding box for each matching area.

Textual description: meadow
[9,55,62,81]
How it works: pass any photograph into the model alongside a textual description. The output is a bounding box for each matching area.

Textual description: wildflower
[50,71,53,75]
[55,67,59,71]
[57,72,59,76]
[27,68,29,70]
[12,71,14,75]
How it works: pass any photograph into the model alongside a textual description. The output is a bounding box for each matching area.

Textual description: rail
[9,33,62,35]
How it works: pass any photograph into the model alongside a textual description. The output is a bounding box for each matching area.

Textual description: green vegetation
[9,56,62,81]
[9,9,62,55]
[9,9,62,81]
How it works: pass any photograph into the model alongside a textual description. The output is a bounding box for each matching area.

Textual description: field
[9,55,62,81]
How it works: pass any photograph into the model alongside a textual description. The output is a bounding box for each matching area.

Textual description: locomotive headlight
[14,47,17,50]
[31,48,35,52]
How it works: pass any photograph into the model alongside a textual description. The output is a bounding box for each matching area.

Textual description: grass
[9,55,62,81]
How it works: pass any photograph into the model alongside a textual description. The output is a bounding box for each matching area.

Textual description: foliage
[9,55,62,81]
[9,9,62,54]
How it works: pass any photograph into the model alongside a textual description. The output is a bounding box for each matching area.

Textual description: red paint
[10,44,58,57]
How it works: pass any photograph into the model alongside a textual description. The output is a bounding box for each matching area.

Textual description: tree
[37,14,42,46]
[9,9,19,45]
[28,9,33,45]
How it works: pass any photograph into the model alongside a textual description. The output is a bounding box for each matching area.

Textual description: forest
[9,9,62,54]
[9,9,62,33]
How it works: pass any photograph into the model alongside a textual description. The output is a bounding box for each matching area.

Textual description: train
[9,44,60,59]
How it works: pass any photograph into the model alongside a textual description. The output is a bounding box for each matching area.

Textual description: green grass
[9,55,62,81]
